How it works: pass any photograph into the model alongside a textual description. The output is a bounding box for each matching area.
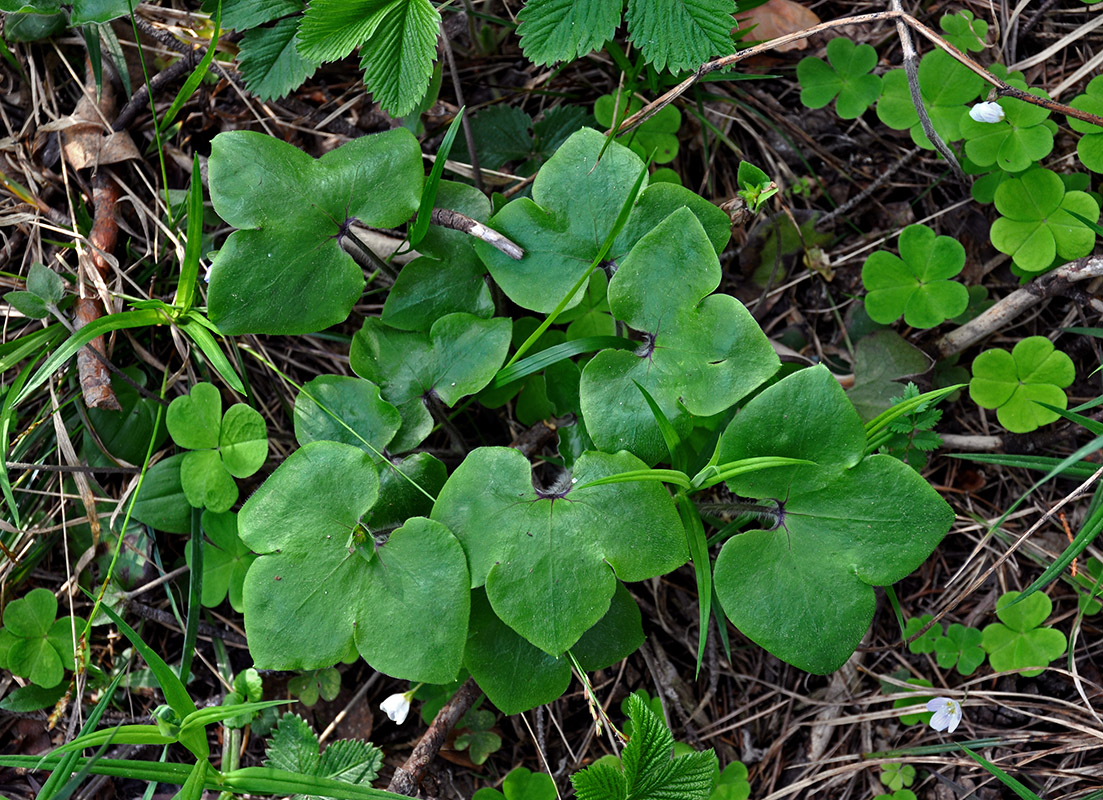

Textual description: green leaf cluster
[969,336,1075,433]
[571,693,717,800]
[518,0,737,74]
[797,38,882,120]
[875,50,983,149]
[903,616,984,676]
[166,382,268,513]
[958,84,1055,173]
[0,588,84,688]
[980,591,1067,677]
[4,262,65,319]
[861,223,969,328]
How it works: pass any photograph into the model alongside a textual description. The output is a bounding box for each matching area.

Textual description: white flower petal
[925,697,962,733]
[380,692,411,724]
[969,102,1005,123]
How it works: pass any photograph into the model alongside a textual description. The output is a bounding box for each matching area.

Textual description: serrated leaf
[517,0,622,66]
[470,106,536,169]
[222,0,302,30]
[237,17,320,102]
[297,0,392,61]
[572,761,628,800]
[264,713,322,775]
[357,0,441,117]
[625,0,736,74]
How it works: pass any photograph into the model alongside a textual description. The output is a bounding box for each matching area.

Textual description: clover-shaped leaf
[475,128,730,314]
[959,85,1054,172]
[881,763,916,791]
[862,224,969,328]
[288,668,342,707]
[969,336,1075,433]
[875,52,983,149]
[240,441,469,683]
[350,313,511,452]
[940,10,988,52]
[1,588,83,688]
[934,623,985,676]
[1068,75,1103,173]
[904,615,942,654]
[455,709,502,765]
[981,591,1067,677]
[167,383,268,513]
[594,89,681,164]
[797,38,882,119]
[431,446,686,656]
[890,678,934,726]
[713,366,953,674]
[712,761,751,800]
[206,129,422,335]
[184,510,256,613]
[989,167,1100,273]
[472,766,557,800]
[382,181,496,332]
[579,208,779,465]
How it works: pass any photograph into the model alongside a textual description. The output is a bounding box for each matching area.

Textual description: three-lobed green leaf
[797,38,882,119]
[981,591,1067,677]
[969,336,1075,433]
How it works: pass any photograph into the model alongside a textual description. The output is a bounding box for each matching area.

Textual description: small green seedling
[4,262,66,319]
[709,761,751,800]
[904,615,942,654]
[981,591,1067,677]
[473,766,557,800]
[862,223,969,328]
[736,161,778,213]
[183,510,256,612]
[940,10,988,52]
[797,37,882,119]
[880,762,916,792]
[0,588,84,689]
[989,167,1100,274]
[876,52,983,149]
[594,90,681,164]
[968,336,1075,433]
[166,382,268,513]
[454,707,502,765]
[221,667,263,729]
[935,623,986,676]
[878,384,943,469]
[959,84,1054,172]
[287,668,342,707]
[571,693,717,800]
[890,678,934,726]
[874,792,918,800]
[263,712,383,790]
[469,105,590,175]
[1068,75,1103,173]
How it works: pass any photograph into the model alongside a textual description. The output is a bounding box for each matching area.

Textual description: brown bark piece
[387,677,481,796]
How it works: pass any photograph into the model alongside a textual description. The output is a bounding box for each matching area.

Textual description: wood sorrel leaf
[206,129,422,335]
[475,128,730,314]
[431,446,686,655]
[240,441,468,683]
[350,313,511,452]
[580,208,779,465]
[713,366,953,673]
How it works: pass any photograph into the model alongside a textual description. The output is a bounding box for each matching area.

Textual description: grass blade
[677,494,711,678]
[959,744,1042,800]
[410,107,464,247]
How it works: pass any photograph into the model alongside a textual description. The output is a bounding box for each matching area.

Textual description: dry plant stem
[387,676,481,796]
[431,207,524,259]
[890,0,963,178]
[614,11,1103,137]
[439,23,484,195]
[816,148,920,227]
[75,172,122,411]
[936,255,1103,357]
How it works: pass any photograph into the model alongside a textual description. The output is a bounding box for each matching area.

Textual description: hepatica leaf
[712,366,953,673]
[969,336,1075,433]
[861,223,969,328]
[579,208,779,465]
[206,129,422,335]
[797,37,882,120]
[382,181,496,332]
[989,167,1100,274]
[981,591,1066,676]
[476,128,730,314]
[185,510,256,612]
[1068,75,1103,173]
[240,441,469,683]
[293,375,401,454]
[431,446,686,656]
[350,313,511,452]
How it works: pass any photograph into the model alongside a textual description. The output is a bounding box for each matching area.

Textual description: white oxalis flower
[926,696,963,733]
[380,692,412,725]
[969,102,1005,123]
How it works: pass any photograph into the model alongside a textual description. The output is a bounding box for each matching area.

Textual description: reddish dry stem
[76,174,121,411]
